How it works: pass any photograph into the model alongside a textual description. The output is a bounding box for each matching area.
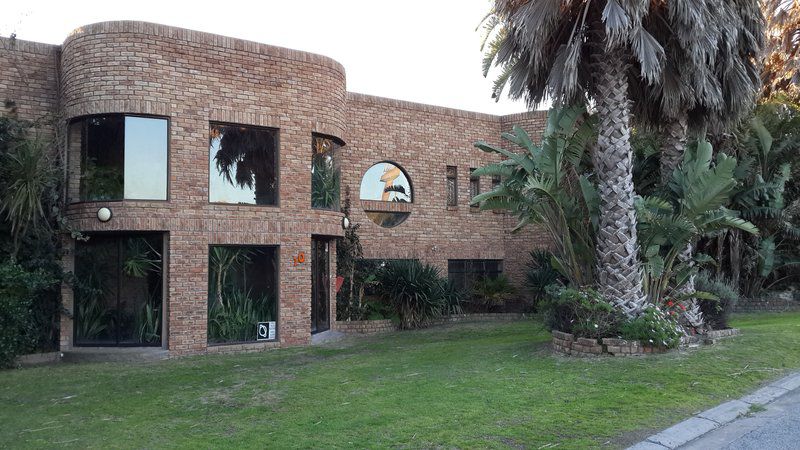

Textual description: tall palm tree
[483,0,667,316]
[761,0,800,99]
[212,125,278,205]
[628,1,763,326]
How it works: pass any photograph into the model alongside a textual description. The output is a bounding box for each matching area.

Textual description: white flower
[649,339,654,343]
[594,324,598,329]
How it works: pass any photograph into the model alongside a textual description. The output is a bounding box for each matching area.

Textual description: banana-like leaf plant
[471,106,597,288]
[637,139,759,306]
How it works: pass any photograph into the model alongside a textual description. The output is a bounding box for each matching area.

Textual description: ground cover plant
[2,313,799,449]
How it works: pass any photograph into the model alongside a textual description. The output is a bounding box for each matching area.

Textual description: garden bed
[552,328,740,357]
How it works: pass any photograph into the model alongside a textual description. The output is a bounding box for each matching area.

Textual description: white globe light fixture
[97,207,112,222]
[342,216,350,229]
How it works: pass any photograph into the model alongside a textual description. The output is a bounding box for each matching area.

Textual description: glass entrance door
[74,233,164,346]
[311,238,330,334]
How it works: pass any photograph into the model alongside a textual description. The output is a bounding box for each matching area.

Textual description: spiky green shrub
[374,260,462,329]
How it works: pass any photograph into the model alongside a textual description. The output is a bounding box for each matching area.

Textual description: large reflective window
[311,134,342,210]
[359,162,413,228]
[74,234,164,346]
[72,115,168,202]
[209,123,279,205]
[208,245,279,344]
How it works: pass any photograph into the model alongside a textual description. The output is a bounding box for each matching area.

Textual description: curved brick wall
[57,22,347,355]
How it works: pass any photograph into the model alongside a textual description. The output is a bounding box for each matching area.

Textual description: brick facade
[0,21,549,357]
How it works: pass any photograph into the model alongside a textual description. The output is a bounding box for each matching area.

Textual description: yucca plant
[636,139,759,316]
[374,260,452,329]
[0,134,58,262]
[472,106,597,292]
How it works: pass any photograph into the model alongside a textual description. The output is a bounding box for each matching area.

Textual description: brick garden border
[552,328,741,357]
[336,313,531,335]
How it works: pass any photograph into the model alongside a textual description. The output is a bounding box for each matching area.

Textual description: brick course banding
[1,21,550,358]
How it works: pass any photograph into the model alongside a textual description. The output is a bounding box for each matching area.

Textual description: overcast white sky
[1,0,534,115]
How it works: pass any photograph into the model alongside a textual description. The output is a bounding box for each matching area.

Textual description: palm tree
[628,1,763,326]
[761,0,800,99]
[212,125,277,205]
[483,0,668,316]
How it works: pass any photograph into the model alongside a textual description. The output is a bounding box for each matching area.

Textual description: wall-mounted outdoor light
[342,216,350,229]
[97,207,112,222]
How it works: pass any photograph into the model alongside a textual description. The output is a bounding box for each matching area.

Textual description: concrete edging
[628,371,800,449]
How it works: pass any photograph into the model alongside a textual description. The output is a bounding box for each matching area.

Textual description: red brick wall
[56,22,347,355]
[343,94,550,288]
[0,37,59,123]
[0,21,551,356]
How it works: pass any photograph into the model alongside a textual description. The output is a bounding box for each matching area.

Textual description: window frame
[311,132,345,211]
[206,244,281,346]
[207,121,281,208]
[446,165,458,208]
[68,113,171,204]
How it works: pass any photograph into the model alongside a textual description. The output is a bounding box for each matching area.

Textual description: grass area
[2,313,799,449]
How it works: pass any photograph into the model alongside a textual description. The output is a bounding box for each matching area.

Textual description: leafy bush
[525,250,565,304]
[695,272,740,329]
[0,263,57,367]
[374,260,463,329]
[620,306,682,349]
[540,286,622,339]
[471,275,515,312]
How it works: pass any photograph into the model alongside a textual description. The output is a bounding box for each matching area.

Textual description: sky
[1,0,535,115]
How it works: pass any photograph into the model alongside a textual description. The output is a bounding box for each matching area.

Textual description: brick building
[0,21,547,357]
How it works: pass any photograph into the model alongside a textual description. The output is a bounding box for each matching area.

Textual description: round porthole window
[359,162,412,228]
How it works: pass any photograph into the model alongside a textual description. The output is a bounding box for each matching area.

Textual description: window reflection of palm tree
[211,126,277,205]
[380,165,410,202]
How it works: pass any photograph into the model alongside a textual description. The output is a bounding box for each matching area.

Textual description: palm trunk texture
[661,116,704,328]
[592,48,647,317]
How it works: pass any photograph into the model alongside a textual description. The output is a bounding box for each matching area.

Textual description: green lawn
[2,314,799,449]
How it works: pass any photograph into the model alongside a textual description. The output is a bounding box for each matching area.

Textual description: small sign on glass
[257,321,276,341]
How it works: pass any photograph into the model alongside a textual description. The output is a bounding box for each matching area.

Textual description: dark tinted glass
[311,135,342,210]
[208,246,278,344]
[447,259,503,292]
[209,124,279,205]
[81,116,124,201]
[75,115,168,201]
[74,234,164,346]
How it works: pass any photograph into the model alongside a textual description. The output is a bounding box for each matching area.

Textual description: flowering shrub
[620,306,682,349]
[541,286,622,338]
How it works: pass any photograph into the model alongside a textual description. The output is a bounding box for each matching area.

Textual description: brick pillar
[280,235,312,346]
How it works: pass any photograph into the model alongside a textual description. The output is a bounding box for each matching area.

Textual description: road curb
[627,371,800,450]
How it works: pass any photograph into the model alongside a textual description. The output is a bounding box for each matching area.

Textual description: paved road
[680,388,800,449]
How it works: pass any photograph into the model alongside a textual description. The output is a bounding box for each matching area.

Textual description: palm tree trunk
[592,48,646,317]
[659,115,688,185]
[660,115,704,328]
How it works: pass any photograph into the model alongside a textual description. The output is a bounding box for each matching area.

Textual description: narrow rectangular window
[446,165,458,207]
[470,168,480,210]
[492,175,501,191]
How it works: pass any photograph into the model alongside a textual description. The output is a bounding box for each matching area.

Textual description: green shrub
[374,260,462,329]
[471,275,515,312]
[525,250,564,304]
[540,286,623,338]
[695,272,740,329]
[0,263,57,368]
[620,306,682,349]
